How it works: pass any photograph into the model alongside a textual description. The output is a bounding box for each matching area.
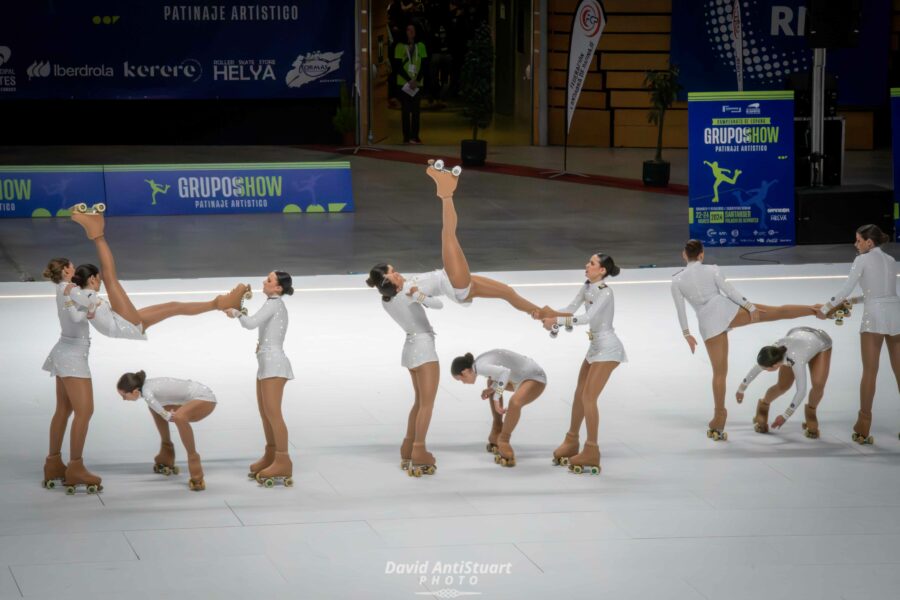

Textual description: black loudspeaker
[795,185,893,245]
[460,139,487,167]
[785,72,838,118]
[794,117,844,186]
[805,0,861,48]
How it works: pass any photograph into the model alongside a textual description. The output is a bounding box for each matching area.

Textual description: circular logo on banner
[579,1,603,37]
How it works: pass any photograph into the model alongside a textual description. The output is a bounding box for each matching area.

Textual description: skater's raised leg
[729,303,818,328]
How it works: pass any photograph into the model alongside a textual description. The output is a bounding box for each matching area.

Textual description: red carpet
[305,145,689,196]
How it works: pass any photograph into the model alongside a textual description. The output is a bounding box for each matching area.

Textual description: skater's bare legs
[255,380,276,447]
[762,366,795,406]
[62,378,94,460]
[807,348,832,409]
[138,300,218,331]
[405,369,422,441]
[704,333,729,416]
[500,381,544,436]
[171,400,216,456]
[488,392,504,435]
[411,361,439,443]
[260,377,289,452]
[92,236,142,326]
[885,334,900,396]
[150,408,173,444]
[469,275,542,315]
[581,362,618,444]
[48,377,73,456]
[566,361,591,436]
[730,303,817,328]
[860,333,884,416]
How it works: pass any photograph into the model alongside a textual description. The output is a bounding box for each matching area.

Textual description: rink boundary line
[0,274,870,300]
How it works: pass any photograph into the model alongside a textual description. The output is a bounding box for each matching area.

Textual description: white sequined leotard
[42,281,92,378]
[671,261,756,341]
[238,296,293,380]
[820,247,900,335]
[381,281,442,369]
[140,377,217,421]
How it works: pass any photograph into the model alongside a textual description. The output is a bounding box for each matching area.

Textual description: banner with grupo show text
[0,163,354,218]
[688,91,794,247]
[566,0,606,133]
[0,1,354,100]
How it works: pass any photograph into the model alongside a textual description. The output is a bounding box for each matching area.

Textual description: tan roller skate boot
[64,458,103,494]
[426,159,460,199]
[153,441,179,475]
[216,283,252,313]
[753,400,770,433]
[802,405,820,439]
[707,408,728,441]
[400,437,414,471]
[257,451,293,487]
[42,453,67,489]
[851,410,874,445]
[552,432,580,466]
[407,442,436,477]
[568,441,601,475]
[248,444,276,479]
[486,424,502,455]
[70,203,106,239]
[494,432,515,467]
[187,452,205,491]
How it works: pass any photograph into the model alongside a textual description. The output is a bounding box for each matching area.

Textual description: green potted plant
[459,20,493,166]
[332,82,357,145]
[643,65,682,187]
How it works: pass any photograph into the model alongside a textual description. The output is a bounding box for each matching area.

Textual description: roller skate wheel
[406,468,414,477]
[451,166,462,177]
[74,203,88,213]
[804,430,819,439]
[720,431,728,441]
[172,466,180,475]
[425,465,436,475]
[45,480,56,489]
[86,484,99,494]
[239,307,249,316]
[754,423,768,434]
[572,465,584,474]
[400,459,410,470]
[262,478,275,488]
[243,290,252,301]
[93,203,106,213]
[706,429,713,439]
[247,472,256,479]
[66,486,76,495]
[551,457,560,466]
[284,477,294,487]
[433,159,444,171]
[412,468,422,478]
[501,458,514,467]
[189,479,206,491]
[494,455,501,464]
[485,443,496,454]
[590,466,601,475]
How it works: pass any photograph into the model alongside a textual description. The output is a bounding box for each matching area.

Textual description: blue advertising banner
[671,0,890,106]
[103,163,354,216]
[892,88,900,241]
[0,163,353,218]
[0,1,354,99]
[0,167,106,218]
[688,91,794,247]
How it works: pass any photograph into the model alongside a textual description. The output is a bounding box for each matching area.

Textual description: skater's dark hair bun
[43,257,71,283]
[856,224,890,246]
[757,345,787,368]
[117,370,146,393]
[595,253,620,278]
[274,271,294,296]
[366,263,400,302]
[685,239,704,260]
[450,353,475,376]
[72,264,99,288]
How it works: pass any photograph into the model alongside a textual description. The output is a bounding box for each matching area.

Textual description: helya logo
[285,51,343,88]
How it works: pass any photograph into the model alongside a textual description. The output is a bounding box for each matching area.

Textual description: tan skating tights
[561,360,618,444]
[151,400,216,455]
[48,376,93,461]
[256,377,290,452]
[859,333,900,415]
[489,380,544,435]
[405,361,439,444]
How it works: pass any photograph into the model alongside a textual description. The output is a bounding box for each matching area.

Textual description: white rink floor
[1,264,899,600]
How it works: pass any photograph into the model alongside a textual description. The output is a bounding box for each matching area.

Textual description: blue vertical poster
[893,88,900,241]
[688,91,795,246]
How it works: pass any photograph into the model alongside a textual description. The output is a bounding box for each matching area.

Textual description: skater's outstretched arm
[142,389,173,421]
[735,365,763,403]
[779,362,808,424]
[231,298,277,329]
[551,287,610,330]
[558,286,586,316]
[62,287,89,323]
[820,255,864,315]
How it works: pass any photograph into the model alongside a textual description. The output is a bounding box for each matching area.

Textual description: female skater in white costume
[671,239,820,440]
[117,371,217,490]
[816,224,900,445]
[542,253,625,475]
[736,327,832,437]
[451,349,546,467]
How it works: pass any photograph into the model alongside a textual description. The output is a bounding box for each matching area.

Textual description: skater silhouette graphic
[144,180,171,206]
[732,180,777,228]
[703,161,742,203]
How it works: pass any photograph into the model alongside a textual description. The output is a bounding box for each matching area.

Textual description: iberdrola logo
[285,51,343,88]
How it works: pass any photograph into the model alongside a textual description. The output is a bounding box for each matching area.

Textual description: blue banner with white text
[688,91,794,247]
[0,1,354,99]
[671,0,890,106]
[0,167,106,218]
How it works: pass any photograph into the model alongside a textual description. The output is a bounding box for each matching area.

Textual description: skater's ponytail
[595,253,620,278]
[274,271,294,296]
[117,370,147,393]
[43,257,71,283]
[856,224,890,246]
[366,263,399,302]
[684,239,704,260]
[71,264,99,288]
[450,353,475,376]
[756,345,787,368]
